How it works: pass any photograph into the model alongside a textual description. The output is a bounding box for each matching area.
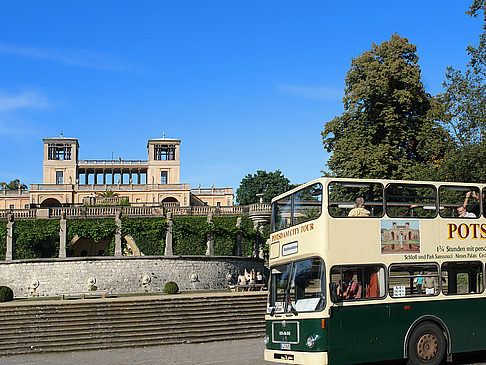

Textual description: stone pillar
[236,217,242,256]
[5,214,14,261]
[59,212,67,258]
[103,169,106,185]
[206,212,214,256]
[114,209,122,257]
[253,221,259,258]
[165,211,173,256]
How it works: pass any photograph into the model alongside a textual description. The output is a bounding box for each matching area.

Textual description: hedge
[0,215,267,259]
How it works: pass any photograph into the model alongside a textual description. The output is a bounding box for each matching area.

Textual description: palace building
[0,135,233,209]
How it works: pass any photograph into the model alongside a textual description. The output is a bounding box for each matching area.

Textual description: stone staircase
[0,291,267,356]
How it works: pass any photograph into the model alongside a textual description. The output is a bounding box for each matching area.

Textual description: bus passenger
[423,274,436,295]
[457,205,476,218]
[415,271,424,294]
[348,197,370,217]
[463,191,480,217]
[337,270,358,299]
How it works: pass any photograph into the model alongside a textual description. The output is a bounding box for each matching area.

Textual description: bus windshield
[268,257,325,314]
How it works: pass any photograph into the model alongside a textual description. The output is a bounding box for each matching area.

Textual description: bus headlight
[264,334,270,346]
[306,335,318,348]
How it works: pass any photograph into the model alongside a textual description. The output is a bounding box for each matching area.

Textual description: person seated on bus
[457,205,476,218]
[463,191,480,217]
[365,271,379,298]
[348,197,370,217]
[337,270,358,299]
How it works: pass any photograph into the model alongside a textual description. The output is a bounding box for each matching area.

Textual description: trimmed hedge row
[1,216,267,259]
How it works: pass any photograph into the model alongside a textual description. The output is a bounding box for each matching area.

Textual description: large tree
[433,1,486,182]
[236,170,291,205]
[322,34,450,180]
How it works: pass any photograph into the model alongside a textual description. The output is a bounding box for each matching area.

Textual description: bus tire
[407,322,446,365]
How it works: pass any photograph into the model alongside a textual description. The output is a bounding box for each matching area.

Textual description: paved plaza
[1,338,486,365]
[0,339,267,365]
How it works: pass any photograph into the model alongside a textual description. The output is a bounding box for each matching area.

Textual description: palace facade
[0,135,233,209]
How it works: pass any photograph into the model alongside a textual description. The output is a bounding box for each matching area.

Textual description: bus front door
[327,303,396,365]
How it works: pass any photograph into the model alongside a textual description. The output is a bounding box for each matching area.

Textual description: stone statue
[206,212,214,256]
[114,209,122,257]
[236,217,242,229]
[6,214,14,261]
[165,211,173,256]
[59,212,67,258]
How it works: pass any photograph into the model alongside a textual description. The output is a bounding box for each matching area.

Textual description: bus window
[389,263,439,297]
[441,261,484,295]
[268,263,292,313]
[293,184,322,225]
[273,195,292,231]
[328,182,384,218]
[439,185,480,218]
[385,184,437,218]
[268,258,325,314]
[329,265,386,302]
[272,183,323,232]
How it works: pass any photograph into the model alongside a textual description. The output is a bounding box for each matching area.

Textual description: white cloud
[0,42,137,72]
[278,84,343,100]
[0,92,48,111]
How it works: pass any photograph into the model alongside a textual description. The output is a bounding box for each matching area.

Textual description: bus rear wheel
[407,323,446,365]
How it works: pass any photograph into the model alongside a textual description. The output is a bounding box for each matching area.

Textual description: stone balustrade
[0,203,271,220]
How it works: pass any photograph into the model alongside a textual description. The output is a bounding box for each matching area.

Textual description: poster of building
[380,219,420,254]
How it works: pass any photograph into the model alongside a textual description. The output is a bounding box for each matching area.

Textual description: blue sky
[0,1,482,192]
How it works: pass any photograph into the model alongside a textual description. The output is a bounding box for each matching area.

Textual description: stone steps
[0,292,267,356]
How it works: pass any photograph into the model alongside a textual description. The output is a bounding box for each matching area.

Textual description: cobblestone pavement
[1,339,486,365]
[0,339,267,365]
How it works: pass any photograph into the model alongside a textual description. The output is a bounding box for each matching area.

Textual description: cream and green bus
[264,177,486,365]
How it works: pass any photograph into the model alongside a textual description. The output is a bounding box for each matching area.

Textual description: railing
[0,190,30,196]
[78,160,148,166]
[76,184,190,191]
[0,209,37,219]
[30,184,74,191]
[190,188,233,194]
[249,203,272,214]
[0,204,272,220]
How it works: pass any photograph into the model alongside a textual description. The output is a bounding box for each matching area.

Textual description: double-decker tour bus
[264,177,486,365]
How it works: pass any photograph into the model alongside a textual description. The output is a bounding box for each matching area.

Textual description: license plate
[280,343,291,350]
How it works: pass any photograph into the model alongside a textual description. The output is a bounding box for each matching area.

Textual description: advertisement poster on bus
[380,219,420,254]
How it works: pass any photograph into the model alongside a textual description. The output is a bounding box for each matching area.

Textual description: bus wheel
[407,323,446,365]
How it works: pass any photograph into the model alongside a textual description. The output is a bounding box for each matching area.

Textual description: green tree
[236,170,291,205]
[322,34,450,180]
[433,2,486,182]
[0,179,28,190]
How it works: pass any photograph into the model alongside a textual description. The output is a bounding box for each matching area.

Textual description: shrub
[0,286,14,302]
[164,281,179,294]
